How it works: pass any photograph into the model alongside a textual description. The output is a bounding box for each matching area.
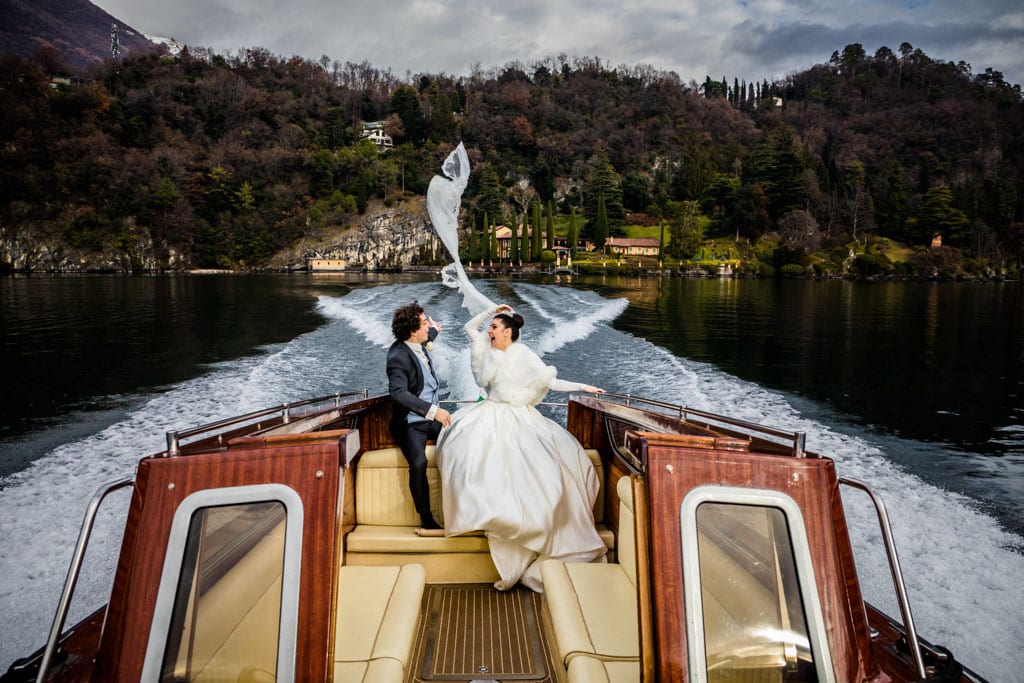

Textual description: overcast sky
[95,0,1024,87]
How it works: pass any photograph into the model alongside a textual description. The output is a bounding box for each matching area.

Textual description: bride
[435,303,608,592]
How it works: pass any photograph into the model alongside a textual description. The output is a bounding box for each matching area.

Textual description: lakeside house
[359,121,394,149]
[604,237,660,256]
[492,226,595,260]
[307,258,348,271]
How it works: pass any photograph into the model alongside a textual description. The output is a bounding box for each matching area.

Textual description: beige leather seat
[346,447,614,582]
[541,475,640,682]
[333,563,426,683]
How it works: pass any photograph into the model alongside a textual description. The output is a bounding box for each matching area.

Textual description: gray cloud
[93,0,1024,86]
[725,18,1024,81]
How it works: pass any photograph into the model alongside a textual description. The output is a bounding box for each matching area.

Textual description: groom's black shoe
[420,515,442,530]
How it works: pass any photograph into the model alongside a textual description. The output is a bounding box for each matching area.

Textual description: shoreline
[1,265,1019,282]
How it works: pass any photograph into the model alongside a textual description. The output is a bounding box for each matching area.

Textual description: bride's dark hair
[495,311,525,342]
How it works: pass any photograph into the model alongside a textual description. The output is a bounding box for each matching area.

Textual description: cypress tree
[595,194,609,248]
[531,201,542,260]
[489,220,498,262]
[511,213,520,263]
[467,213,479,261]
[518,214,527,263]
[546,201,555,250]
[481,211,490,262]
[568,208,579,252]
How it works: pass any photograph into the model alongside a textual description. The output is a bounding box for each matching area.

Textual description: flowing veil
[427,143,496,316]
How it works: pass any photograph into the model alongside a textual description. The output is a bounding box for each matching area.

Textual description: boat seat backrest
[354,446,441,526]
[354,447,606,527]
[616,474,637,587]
[539,476,641,682]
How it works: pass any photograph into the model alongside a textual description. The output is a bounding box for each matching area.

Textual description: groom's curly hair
[392,302,424,341]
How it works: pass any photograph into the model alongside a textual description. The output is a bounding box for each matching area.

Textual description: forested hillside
[1,42,1022,275]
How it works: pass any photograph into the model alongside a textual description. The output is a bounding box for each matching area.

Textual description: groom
[387,302,452,530]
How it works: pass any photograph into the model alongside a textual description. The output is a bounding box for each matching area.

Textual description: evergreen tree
[876,159,909,241]
[387,85,426,144]
[582,153,625,233]
[510,213,521,263]
[467,214,479,261]
[531,159,556,203]
[477,167,505,221]
[916,186,970,246]
[667,200,701,258]
[546,201,555,250]
[489,220,498,262]
[531,201,542,260]
[594,194,609,248]
[568,208,579,252]
[518,214,528,264]
[674,135,716,200]
[481,211,490,262]
[743,125,806,221]
[427,81,456,143]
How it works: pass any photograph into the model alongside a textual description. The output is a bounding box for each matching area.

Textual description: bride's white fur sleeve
[466,306,498,388]
[549,377,586,392]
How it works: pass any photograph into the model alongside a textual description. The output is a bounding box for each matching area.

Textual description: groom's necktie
[422,346,437,380]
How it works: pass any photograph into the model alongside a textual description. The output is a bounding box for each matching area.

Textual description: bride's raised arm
[464,305,498,341]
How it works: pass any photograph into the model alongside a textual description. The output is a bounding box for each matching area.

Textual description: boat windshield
[696,502,819,682]
[159,501,286,682]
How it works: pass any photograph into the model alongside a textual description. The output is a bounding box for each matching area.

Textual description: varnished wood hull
[3,392,983,683]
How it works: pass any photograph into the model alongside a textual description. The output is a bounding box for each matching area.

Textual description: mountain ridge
[0,0,157,73]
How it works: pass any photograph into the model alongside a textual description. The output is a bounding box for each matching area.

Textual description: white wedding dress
[435,307,608,592]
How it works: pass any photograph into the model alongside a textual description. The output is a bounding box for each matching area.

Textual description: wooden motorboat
[2,390,983,682]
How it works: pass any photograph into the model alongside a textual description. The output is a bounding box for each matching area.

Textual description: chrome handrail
[37,478,135,683]
[165,390,367,455]
[599,392,807,456]
[839,477,927,680]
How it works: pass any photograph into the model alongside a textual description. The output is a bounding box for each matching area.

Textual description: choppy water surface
[0,274,1021,679]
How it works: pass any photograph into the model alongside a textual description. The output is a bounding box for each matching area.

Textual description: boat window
[142,485,303,683]
[680,487,834,683]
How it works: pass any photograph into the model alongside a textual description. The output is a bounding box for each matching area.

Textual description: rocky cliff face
[1,198,440,273]
[272,197,444,270]
[0,221,187,272]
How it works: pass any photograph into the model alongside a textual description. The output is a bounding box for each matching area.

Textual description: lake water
[1,273,1021,679]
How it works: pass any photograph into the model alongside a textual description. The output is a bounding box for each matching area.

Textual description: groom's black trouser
[394,420,441,521]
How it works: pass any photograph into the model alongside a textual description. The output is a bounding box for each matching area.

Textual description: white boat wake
[0,280,1020,678]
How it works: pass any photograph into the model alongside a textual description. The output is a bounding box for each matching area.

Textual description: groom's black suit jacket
[386,328,439,433]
